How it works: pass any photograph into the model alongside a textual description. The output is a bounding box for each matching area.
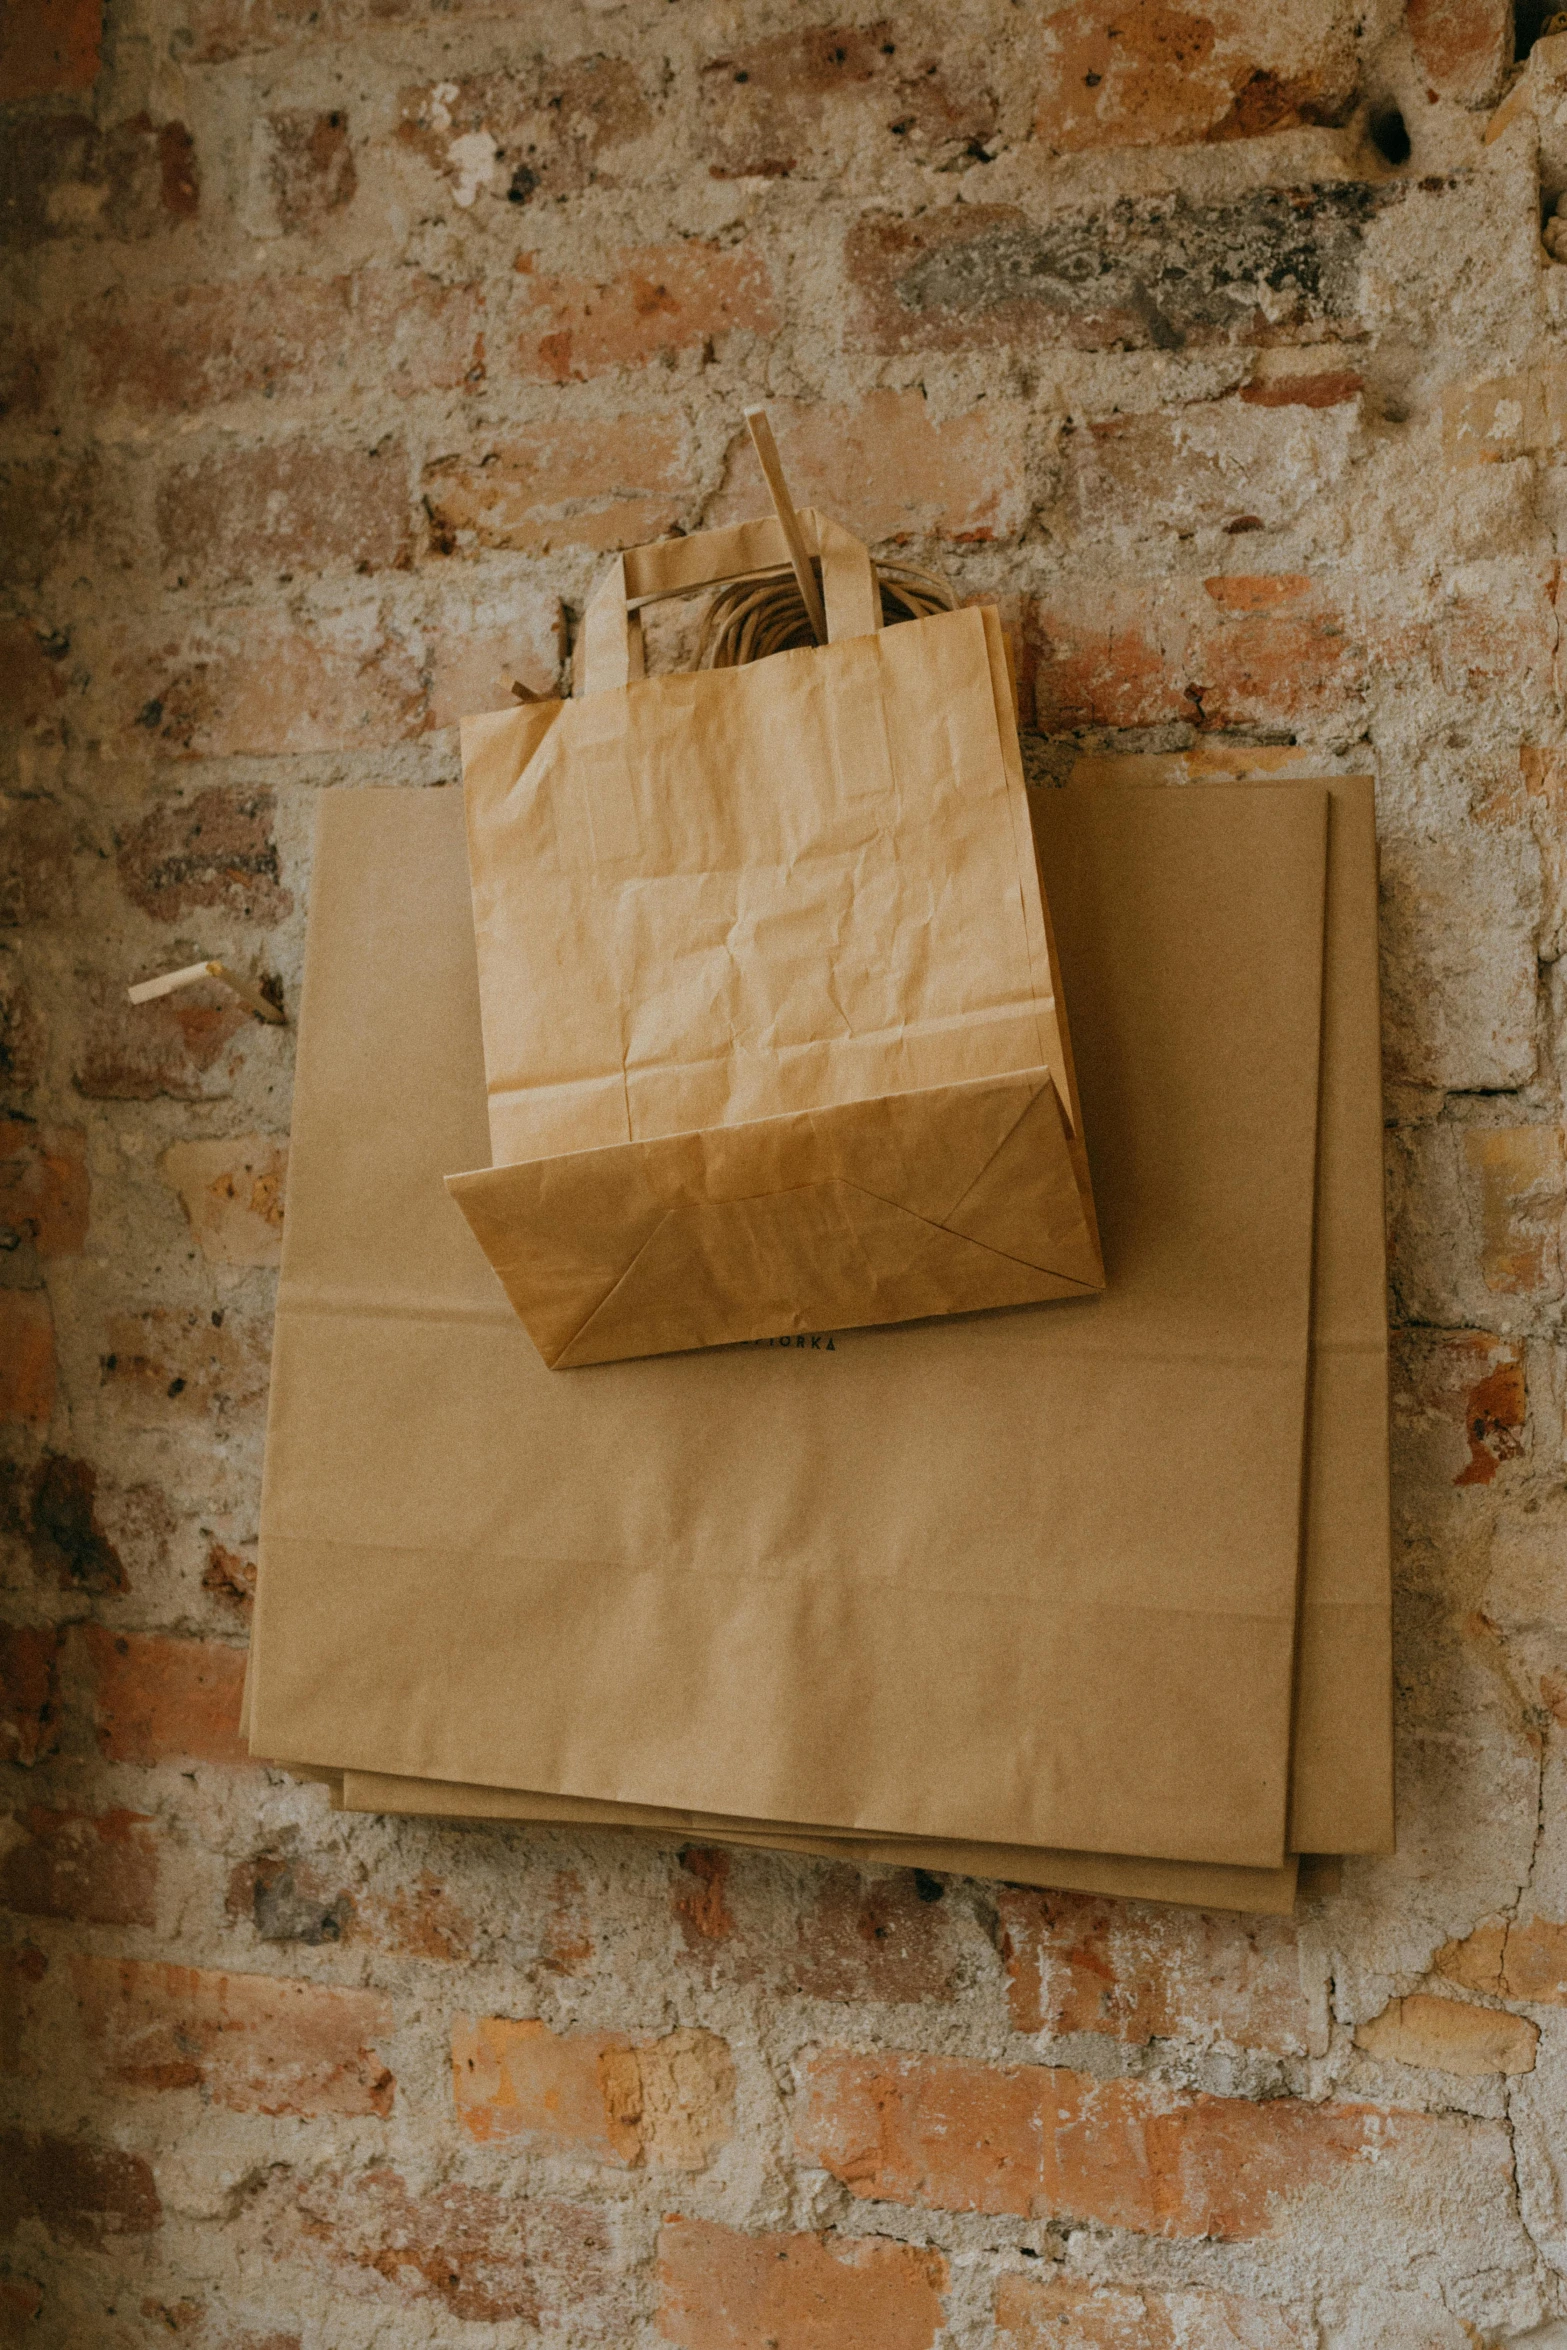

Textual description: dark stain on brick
[0,2129,162,2243]
[850,182,1407,355]
[1457,1359,1526,1485]
[117,786,291,924]
[0,1454,127,1592]
[0,1621,63,1765]
[0,113,199,249]
[699,20,996,177]
[249,1853,355,1946]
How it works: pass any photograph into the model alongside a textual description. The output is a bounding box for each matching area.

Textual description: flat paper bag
[253,780,1326,1868]
[446,513,1101,1367]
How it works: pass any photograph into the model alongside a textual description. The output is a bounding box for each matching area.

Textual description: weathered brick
[1356,1991,1537,2076]
[81,1623,249,1766]
[847,184,1398,358]
[0,792,73,927]
[710,390,1026,544]
[541,1868,594,1976]
[0,1805,157,1927]
[76,977,250,1101]
[422,415,685,556]
[85,268,483,414]
[246,107,355,237]
[0,0,102,102]
[397,56,650,210]
[658,2216,947,2350]
[99,1306,269,1430]
[1391,1330,1526,1488]
[0,955,47,1097]
[994,2272,1310,2347]
[675,1846,739,1949]
[696,23,995,178]
[289,2167,624,2328]
[788,1866,960,2003]
[366,1871,475,1963]
[0,1291,55,1430]
[0,2277,44,2338]
[1437,1912,1567,2003]
[229,1849,355,1947]
[72,1955,393,2115]
[0,1622,62,1765]
[0,2128,160,2244]
[1032,2,1358,153]
[452,2014,733,2168]
[0,1122,87,1254]
[1408,0,1511,107]
[1065,403,1355,541]
[795,2048,1465,2237]
[118,614,425,758]
[157,444,408,583]
[1379,835,1540,1093]
[117,787,289,923]
[1460,1128,1565,1297]
[161,1135,287,1267]
[1,1452,132,1593]
[0,452,99,591]
[0,112,197,247]
[997,1887,1316,2055]
[511,238,777,383]
[423,589,566,726]
[203,1540,257,1609]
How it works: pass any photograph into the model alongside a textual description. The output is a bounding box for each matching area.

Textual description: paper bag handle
[575,508,880,696]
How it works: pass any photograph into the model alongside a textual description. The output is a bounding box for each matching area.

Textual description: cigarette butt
[127,960,285,1024]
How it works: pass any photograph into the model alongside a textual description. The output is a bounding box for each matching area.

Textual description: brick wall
[4,0,1567,2341]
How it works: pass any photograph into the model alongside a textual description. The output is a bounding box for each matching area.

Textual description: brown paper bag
[252,779,1326,1868]
[445,510,1101,1367]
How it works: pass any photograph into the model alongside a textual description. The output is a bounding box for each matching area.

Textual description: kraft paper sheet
[251,779,1326,1869]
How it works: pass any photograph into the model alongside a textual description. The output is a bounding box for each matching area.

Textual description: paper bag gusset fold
[445,508,1102,1367]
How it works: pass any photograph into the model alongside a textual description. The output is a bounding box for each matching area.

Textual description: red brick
[396,57,650,210]
[709,390,1025,545]
[512,239,777,383]
[75,978,250,1101]
[453,2015,733,2168]
[249,107,355,235]
[795,2048,1466,2237]
[422,415,685,557]
[0,629,68,740]
[0,452,98,588]
[1032,2,1357,152]
[696,23,995,178]
[157,444,407,584]
[541,1868,594,1975]
[1408,0,1510,105]
[117,614,426,758]
[1027,578,1361,735]
[0,1623,62,1765]
[203,1541,257,1610]
[85,269,483,414]
[1391,1330,1526,1488]
[998,1888,1316,2055]
[0,1806,157,1927]
[117,787,290,924]
[0,1122,87,1254]
[676,1846,739,1949]
[0,113,197,247]
[658,2217,947,2350]
[371,1872,475,1963]
[0,792,73,926]
[81,1624,249,1766]
[994,2272,1309,2347]
[0,2127,159,2244]
[0,1292,55,1430]
[289,2167,624,2328]
[1240,369,1364,408]
[0,957,46,1097]
[71,1955,393,2116]
[0,2277,44,2340]
[0,0,102,101]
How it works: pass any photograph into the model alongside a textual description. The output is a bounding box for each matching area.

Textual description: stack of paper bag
[241,755,1392,1915]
